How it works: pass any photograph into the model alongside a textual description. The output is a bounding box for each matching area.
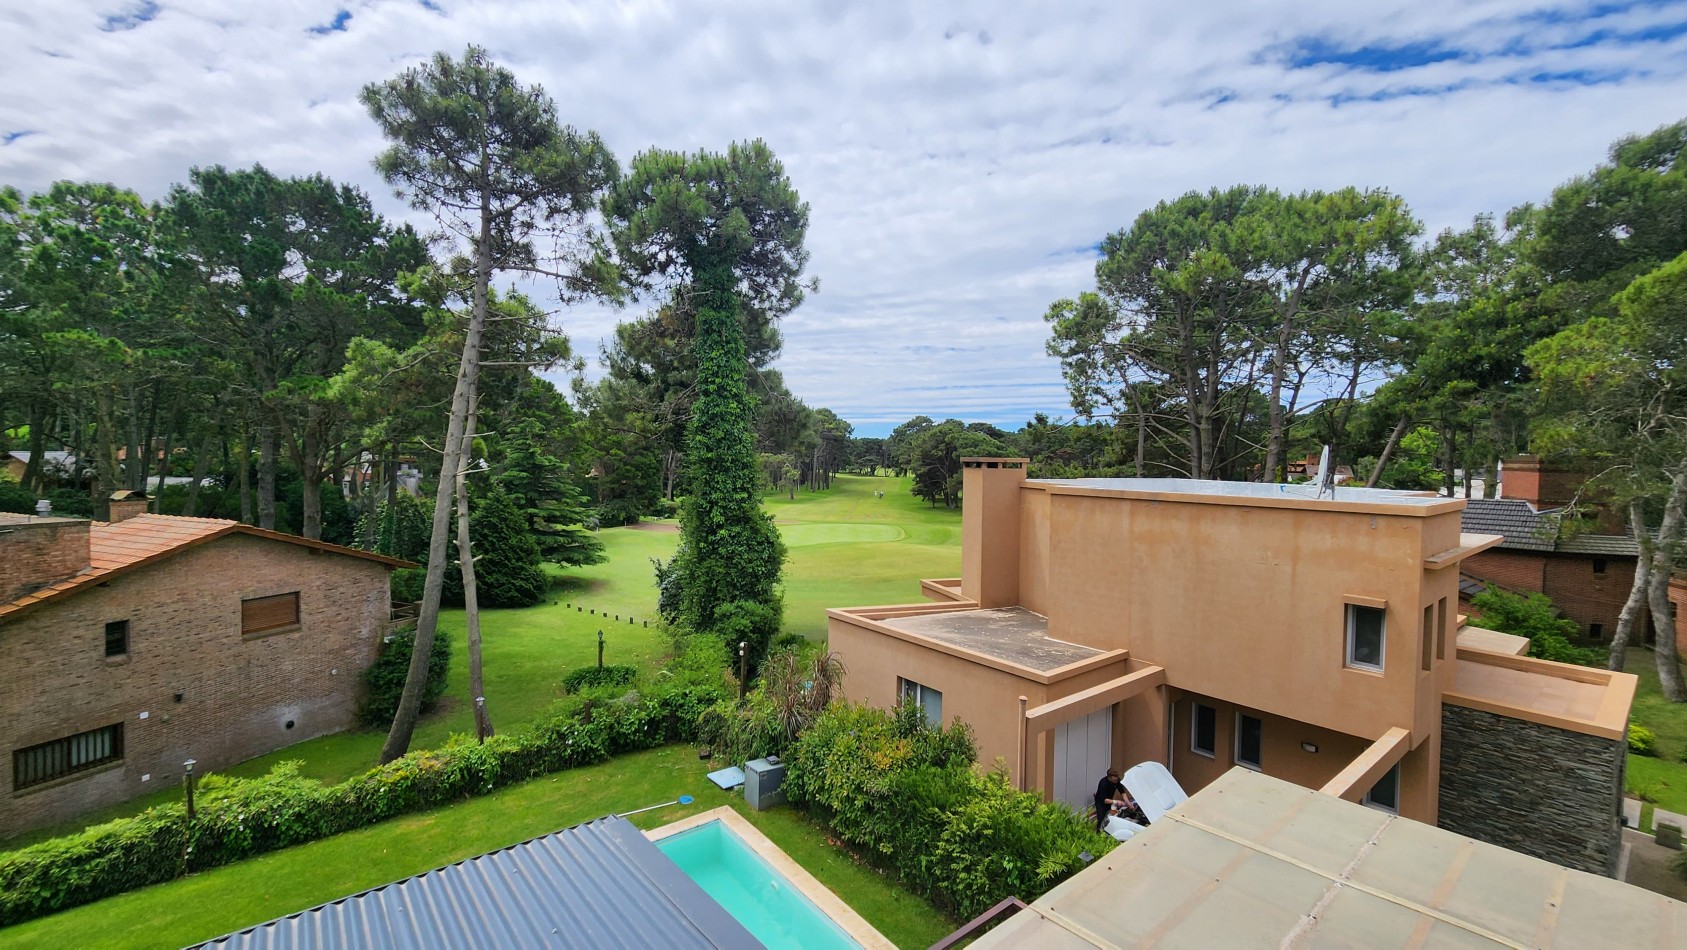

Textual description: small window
[1235,712,1262,770]
[1421,605,1434,672]
[104,620,129,658]
[1346,605,1386,671]
[13,724,124,791]
[898,678,943,727]
[1191,703,1216,758]
[1592,558,1608,575]
[241,592,300,635]
[1436,598,1448,660]
[1363,763,1401,814]
[1589,623,1604,640]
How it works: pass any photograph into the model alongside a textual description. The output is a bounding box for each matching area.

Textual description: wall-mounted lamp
[1300,742,1319,754]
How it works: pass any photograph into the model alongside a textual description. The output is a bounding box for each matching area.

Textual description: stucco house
[0,502,408,838]
[829,459,1638,876]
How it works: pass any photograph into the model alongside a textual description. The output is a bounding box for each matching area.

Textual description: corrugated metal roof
[1459,498,1640,557]
[973,768,1685,948]
[198,816,761,949]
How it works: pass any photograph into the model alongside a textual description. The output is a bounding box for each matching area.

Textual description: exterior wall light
[1300,742,1318,753]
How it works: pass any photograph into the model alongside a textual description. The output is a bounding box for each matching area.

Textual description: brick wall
[0,534,391,838]
[1437,703,1624,876]
[1462,548,1637,641]
[0,518,91,603]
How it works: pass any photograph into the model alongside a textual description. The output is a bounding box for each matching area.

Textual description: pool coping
[647,806,896,950]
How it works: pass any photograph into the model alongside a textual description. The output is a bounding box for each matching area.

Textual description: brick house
[0,506,408,838]
[1458,456,1644,644]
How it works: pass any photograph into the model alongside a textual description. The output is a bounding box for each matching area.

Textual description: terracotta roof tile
[0,514,408,624]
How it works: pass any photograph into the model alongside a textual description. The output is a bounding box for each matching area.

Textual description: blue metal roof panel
[199,816,761,949]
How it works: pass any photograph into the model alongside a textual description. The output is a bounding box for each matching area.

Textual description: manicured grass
[1,475,964,944]
[0,746,955,950]
[1624,647,1687,815]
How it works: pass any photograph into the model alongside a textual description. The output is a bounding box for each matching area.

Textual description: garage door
[1052,705,1114,812]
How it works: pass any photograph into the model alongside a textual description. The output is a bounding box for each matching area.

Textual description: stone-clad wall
[1438,703,1624,876]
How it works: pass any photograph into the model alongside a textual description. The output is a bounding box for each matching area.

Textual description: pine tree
[445,483,547,609]
[497,418,605,569]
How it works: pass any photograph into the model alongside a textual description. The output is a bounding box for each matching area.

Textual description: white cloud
[3,0,1684,433]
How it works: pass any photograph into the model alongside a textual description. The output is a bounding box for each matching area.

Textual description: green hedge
[783,702,1115,920]
[0,660,725,927]
[562,664,638,694]
[359,627,452,727]
[1629,722,1657,757]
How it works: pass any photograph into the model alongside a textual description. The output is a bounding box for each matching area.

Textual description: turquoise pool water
[657,821,860,950]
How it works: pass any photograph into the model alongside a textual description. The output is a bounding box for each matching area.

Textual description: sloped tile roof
[1459,498,1639,557]
[0,513,410,624]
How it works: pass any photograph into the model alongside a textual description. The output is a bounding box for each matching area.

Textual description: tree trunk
[1365,415,1410,488]
[1649,472,1686,702]
[380,157,493,765]
[22,404,48,492]
[1440,425,1456,498]
[299,420,322,540]
[237,426,253,524]
[458,386,493,742]
[183,431,216,517]
[257,420,277,531]
[151,427,174,512]
[1608,501,1652,672]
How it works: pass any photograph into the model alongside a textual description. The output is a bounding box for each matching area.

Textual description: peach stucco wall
[1032,487,1462,746]
[828,615,1133,789]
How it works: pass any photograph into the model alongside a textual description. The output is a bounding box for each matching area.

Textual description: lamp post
[475,696,487,744]
[738,641,749,702]
[183,759,197,822]
[597,630,605,670]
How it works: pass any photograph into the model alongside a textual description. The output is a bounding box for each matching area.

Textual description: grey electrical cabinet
[744,757,787,811]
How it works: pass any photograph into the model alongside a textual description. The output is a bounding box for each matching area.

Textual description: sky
[4,2,1686,437]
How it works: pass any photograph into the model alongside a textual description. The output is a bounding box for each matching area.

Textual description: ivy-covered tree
[604,140,810,671]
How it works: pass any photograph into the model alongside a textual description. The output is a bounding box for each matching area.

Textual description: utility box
[744,757,787,811]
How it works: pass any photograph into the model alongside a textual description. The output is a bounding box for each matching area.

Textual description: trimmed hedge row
[0,677,724,927]
[783,701,1116,920]
[562,664,638,694]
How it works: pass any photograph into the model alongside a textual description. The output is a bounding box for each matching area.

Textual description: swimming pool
[656,819,861,950]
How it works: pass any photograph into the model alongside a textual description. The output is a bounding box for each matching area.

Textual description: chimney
[961,458,1028,609]
[108,489,149,524]
[1501,455,1623,533]
[0,515,92,603]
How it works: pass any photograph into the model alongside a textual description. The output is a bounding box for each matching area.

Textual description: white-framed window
[898,677,942,727]
[1191,702,1216,758]
[1346,604,1386,671]
[1234,712,1262,770]
[1363,763,1401,814]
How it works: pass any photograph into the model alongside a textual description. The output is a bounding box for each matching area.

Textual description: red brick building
[1458,457,1640,644]
[0,508,407,838]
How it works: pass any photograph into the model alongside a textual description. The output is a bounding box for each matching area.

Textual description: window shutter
[242,593,300,634]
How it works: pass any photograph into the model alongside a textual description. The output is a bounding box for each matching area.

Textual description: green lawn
[1624,647,1687,815]
[0,747,955,950]
[0,475,962,945]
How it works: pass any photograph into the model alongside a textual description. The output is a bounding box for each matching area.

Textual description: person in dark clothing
[1094,768,1127,832]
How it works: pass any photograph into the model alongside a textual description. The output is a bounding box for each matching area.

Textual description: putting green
[778,523,906,546]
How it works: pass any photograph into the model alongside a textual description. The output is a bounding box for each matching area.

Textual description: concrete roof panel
[877,607,1103,672]
[971,769,1683,949]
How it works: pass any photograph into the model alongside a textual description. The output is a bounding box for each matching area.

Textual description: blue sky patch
[3,130,37,145]
[1283,37,1464,72]
[100,0,160,32]
[309,10,352,34]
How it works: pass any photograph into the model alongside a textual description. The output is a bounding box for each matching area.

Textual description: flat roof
[1448,652,1635,740]
[878,607,1103,673]
[200,815,757,949]
[1456,625,1531,657]
[974,768,1685,948]
[1029,477,1462,514]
